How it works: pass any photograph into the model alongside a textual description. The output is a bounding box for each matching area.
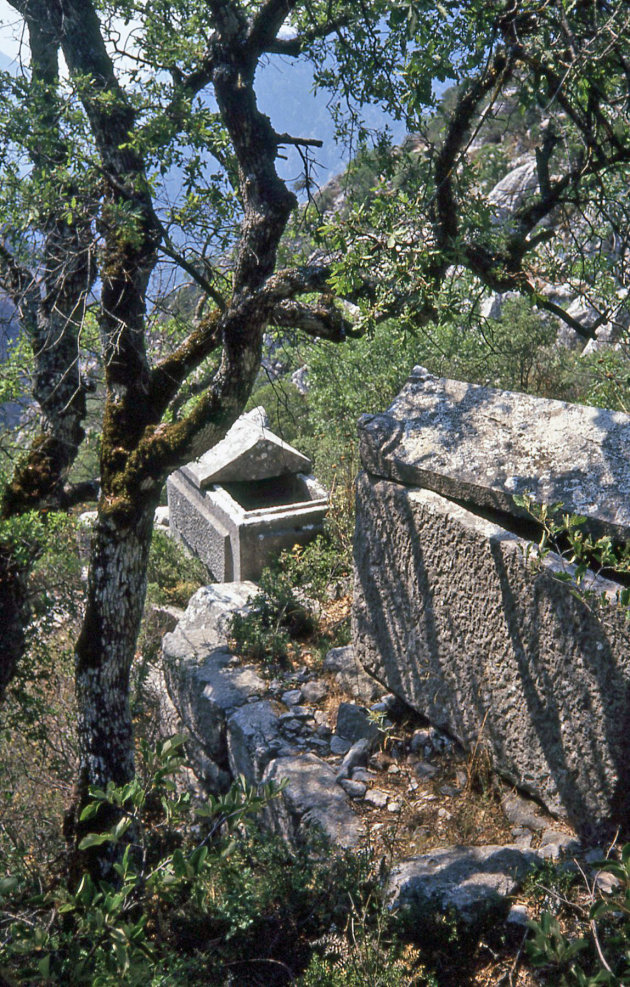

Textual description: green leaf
[37,955,51,979]
[78,831,114,850]
[79,800,102,822]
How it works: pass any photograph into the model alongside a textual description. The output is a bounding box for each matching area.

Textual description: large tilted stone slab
[358,366,630,539]
[352,473,630,837]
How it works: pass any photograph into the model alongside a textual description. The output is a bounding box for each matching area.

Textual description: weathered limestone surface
[388,845,542,926]
[352,473,630,836]
[358,366,630,539]
[263,754,364,848]
[162,582,364,846]
[184,406,312,487]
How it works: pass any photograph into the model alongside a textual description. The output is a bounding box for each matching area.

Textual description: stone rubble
[161,579,591,931]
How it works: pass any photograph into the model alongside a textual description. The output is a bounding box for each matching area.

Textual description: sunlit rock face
[353,367,630,839]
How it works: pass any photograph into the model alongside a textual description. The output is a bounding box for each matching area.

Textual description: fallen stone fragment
[594,870,621,894]
[282,689,303,706]
[323,645,382,703]
[388,844,542,928]
[336,702,381,745]
[502,794,546,833]
[336,738,371,781]
[538,830,580,860]
[330,735,352,756]
[163,581,257,657]
[281,718,302,733]
[154,505,170,528]
[364,788,389,808]
[506,904,530,927]
[352,768,376,783]
[263,754,364,847]
[414,762,438,779]
[339,779,367,799]
[302,680,327,703]
[410,729,432,754]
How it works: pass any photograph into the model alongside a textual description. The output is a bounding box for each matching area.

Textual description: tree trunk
[0,546,28,703]
[74,497,157,799]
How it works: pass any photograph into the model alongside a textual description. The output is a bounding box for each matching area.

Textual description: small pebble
[439,784,459,797]
[282,689,303,706]
[410,728,432,754]
[330,735,352,755]
[364,788,389,809]
[352,768,375,783]
[594,871,620,894]
[415,761,437,779]
[339,778,367,799]
[281,719,302,733]
[506,905,530,927]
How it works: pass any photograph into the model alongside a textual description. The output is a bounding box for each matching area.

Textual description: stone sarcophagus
[167,409,328,581]
[353,366,630,838]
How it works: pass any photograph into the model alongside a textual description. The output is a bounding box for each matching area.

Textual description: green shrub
[526,845,630,985]
[0,736,285,986]
[145,529,208,607]
[0,735,401,986]
[229,564,315,665]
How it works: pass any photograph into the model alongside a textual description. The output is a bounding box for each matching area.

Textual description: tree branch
[263,15,352,55]
[247,0,297,55]
[433,48,512,250]
[269,297,358,340]
[275,132,323,149]
[159,239,227,312]
[262,263,334,300]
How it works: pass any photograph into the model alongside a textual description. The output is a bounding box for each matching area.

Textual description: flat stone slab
[358,366,630,539]
[184,407,311,487]
[389,844,542,926]
[352,473,630,837]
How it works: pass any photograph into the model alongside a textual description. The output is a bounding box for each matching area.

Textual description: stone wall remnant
[353,367,630,838]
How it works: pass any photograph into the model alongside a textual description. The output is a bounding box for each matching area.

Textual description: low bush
[145,529,208,607]
[0,735,414,986]
[228,564,315,665]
